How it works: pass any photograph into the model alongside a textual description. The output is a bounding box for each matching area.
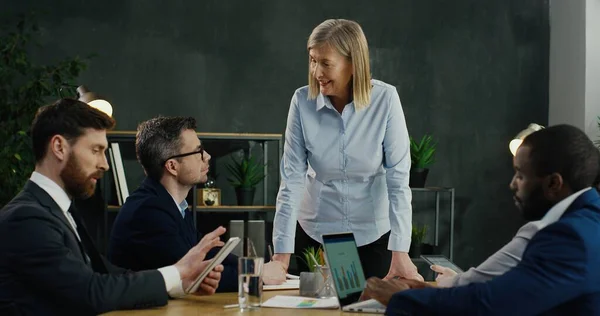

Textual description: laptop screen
[322,232,366,305]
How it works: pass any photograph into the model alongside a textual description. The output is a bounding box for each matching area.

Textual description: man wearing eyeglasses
[108,116,286,292]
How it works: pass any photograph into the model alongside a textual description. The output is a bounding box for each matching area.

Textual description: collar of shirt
[316,93,355,113]
[316,93,328,111]
[169,194,188,218]
[538,187,591,226]
[30,171,71,214]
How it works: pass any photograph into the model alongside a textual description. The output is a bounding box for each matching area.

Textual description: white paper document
[263,279,300,291]
[261,295,339,309]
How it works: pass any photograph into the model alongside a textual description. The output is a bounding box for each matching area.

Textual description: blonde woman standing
[271,19,423,281]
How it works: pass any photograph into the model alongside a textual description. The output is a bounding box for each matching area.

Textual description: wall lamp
[59,84,113,117]
[509,123,544,156]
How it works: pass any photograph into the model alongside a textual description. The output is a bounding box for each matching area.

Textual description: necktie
[68,205,108,274]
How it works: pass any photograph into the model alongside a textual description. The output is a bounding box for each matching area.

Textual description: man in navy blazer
[108,117,286,292]
[363,124,600,315]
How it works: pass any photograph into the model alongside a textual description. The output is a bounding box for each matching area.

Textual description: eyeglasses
[162,144,205,166]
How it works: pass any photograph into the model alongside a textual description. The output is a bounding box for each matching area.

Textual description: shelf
[410,187,454,192]
[107,131,282,141]
[107,205,276,213]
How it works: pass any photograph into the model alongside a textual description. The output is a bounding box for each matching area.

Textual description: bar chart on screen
[332,262,361,292]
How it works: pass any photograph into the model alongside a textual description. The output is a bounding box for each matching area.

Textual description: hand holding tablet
[175,226,227,294]
[421,255,464,273]
[185,237,241,294]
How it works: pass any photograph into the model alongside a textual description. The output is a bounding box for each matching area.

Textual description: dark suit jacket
[108,177,238,292]
[387,189,600,316]
[0,181,168,316]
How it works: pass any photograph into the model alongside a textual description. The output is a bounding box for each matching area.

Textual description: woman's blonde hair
[307,19,371,109]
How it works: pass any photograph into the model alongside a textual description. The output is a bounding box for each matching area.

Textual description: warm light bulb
[88,99,113,117]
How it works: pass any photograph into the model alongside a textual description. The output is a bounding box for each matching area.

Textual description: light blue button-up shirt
[170,195,188,218]
[273,79,413,253]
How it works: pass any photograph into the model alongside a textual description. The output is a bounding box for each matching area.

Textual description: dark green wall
[3,0,549,269]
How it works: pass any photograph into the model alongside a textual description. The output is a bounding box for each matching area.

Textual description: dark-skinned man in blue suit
[108,116,286,292]
[362,124,600,315]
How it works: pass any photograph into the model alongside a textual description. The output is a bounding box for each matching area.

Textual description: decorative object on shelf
[409,134,436,188]
[0,15,88,206]
[204,177,217,188]
[509,123,544,156]
[409,223,428,258]
[199,188,221,206]
[226,154,266,206]
[199,176,220,206]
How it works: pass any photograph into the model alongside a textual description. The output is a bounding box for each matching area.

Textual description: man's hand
[191,263,224,296]
[272,253,291,271]
[430,264,457,287]
[176,226,226,291]
[383,251,424,282]
[360,277,410,306]
[262,261,286,285]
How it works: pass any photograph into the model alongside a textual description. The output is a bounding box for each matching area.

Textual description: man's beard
[60,154,103,199]
[517,185,554,221]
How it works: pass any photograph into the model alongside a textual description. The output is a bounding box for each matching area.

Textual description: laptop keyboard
[350,299,385,309]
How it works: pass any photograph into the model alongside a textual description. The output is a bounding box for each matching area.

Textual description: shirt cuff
[388,233,411,252]
[158,266,185,298]
[273,237,294,254]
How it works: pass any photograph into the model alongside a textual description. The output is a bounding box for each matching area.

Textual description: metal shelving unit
[411,187,456,260]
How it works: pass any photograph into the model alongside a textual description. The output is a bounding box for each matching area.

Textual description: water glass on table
[238,257,264,311]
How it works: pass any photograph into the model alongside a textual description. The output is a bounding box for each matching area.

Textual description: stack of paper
[261,295,339,309]
[263,279,300,291]
[263,273,300,291]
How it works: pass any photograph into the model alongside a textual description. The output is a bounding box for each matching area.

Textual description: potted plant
[226,154,265,205]
[300,246,326,272]
[0,15,88,206]
[409,134,436,188]
[409,224,428,258]
[299,246,334,297]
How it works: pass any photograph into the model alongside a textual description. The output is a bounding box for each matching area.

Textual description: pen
[223,304,239,309]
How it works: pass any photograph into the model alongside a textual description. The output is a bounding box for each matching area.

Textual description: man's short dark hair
[522,124,600,191]
[135,116,197,181]
[31,98,116,163]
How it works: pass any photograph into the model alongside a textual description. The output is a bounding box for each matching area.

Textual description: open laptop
[322,232,386,314]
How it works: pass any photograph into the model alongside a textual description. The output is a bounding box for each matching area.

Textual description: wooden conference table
[103,289,382,315]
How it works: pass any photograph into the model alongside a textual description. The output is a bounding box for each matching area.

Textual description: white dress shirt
[274,79,412,253]
[30,171,185,297]
[438,187,591,287]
